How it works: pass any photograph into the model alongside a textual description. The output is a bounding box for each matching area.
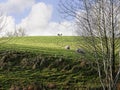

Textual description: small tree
[6,27,26,37]
[17,27,26,37]
[60,0,120,89]
[6,31,14,37]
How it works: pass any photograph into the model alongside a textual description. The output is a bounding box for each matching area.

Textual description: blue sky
[0,0,75,36]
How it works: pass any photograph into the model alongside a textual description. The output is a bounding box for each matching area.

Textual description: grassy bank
[0,51,99,89]
[0,36,100,89]
[0,36,83,59]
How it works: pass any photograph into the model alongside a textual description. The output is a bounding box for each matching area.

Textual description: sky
[0,0,76,36]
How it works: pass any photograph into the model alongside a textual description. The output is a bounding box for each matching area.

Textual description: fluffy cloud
[18,2,75,36]
[46,22,75,36]
[0,2,76,36]
[4,16,15,32]
[0,0,35,14]
[18,2,52,35]
[0,15,15,36]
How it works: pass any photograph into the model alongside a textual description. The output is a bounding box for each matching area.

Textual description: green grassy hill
[0,36,82,59]
[0,36,100,89]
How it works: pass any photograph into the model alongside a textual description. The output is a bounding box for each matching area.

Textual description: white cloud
[46,21,75,36]
[20,2,52,31]
[0,2,76,36]
[18,2,76,36]
[0,0,75,36]
[5,16,15,32]
[0,0,35,14]
[0,15,15,36]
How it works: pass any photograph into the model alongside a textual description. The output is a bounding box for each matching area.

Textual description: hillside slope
[0,36,82,59]
[0,51,99,89]
[0,36,100,89]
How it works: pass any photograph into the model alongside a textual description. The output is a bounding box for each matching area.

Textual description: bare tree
[17,27,26,37]
[59,0,120,89]
[6,31,14,37]
[13,27,26,37]
[6,27,26,37]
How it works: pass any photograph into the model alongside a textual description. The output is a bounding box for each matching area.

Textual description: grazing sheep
[57,33,62,36]
[65,45,70,50]
[76,48,85,54]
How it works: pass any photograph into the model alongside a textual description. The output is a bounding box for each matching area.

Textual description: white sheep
[57,33,62,36]
[76,48,85,54]
[65,45,70,50]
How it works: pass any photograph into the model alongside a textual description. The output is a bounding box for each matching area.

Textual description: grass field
[0,36,119,89]
[0,29,119,89]
[0,36,100,89]
[0,36,83,59]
